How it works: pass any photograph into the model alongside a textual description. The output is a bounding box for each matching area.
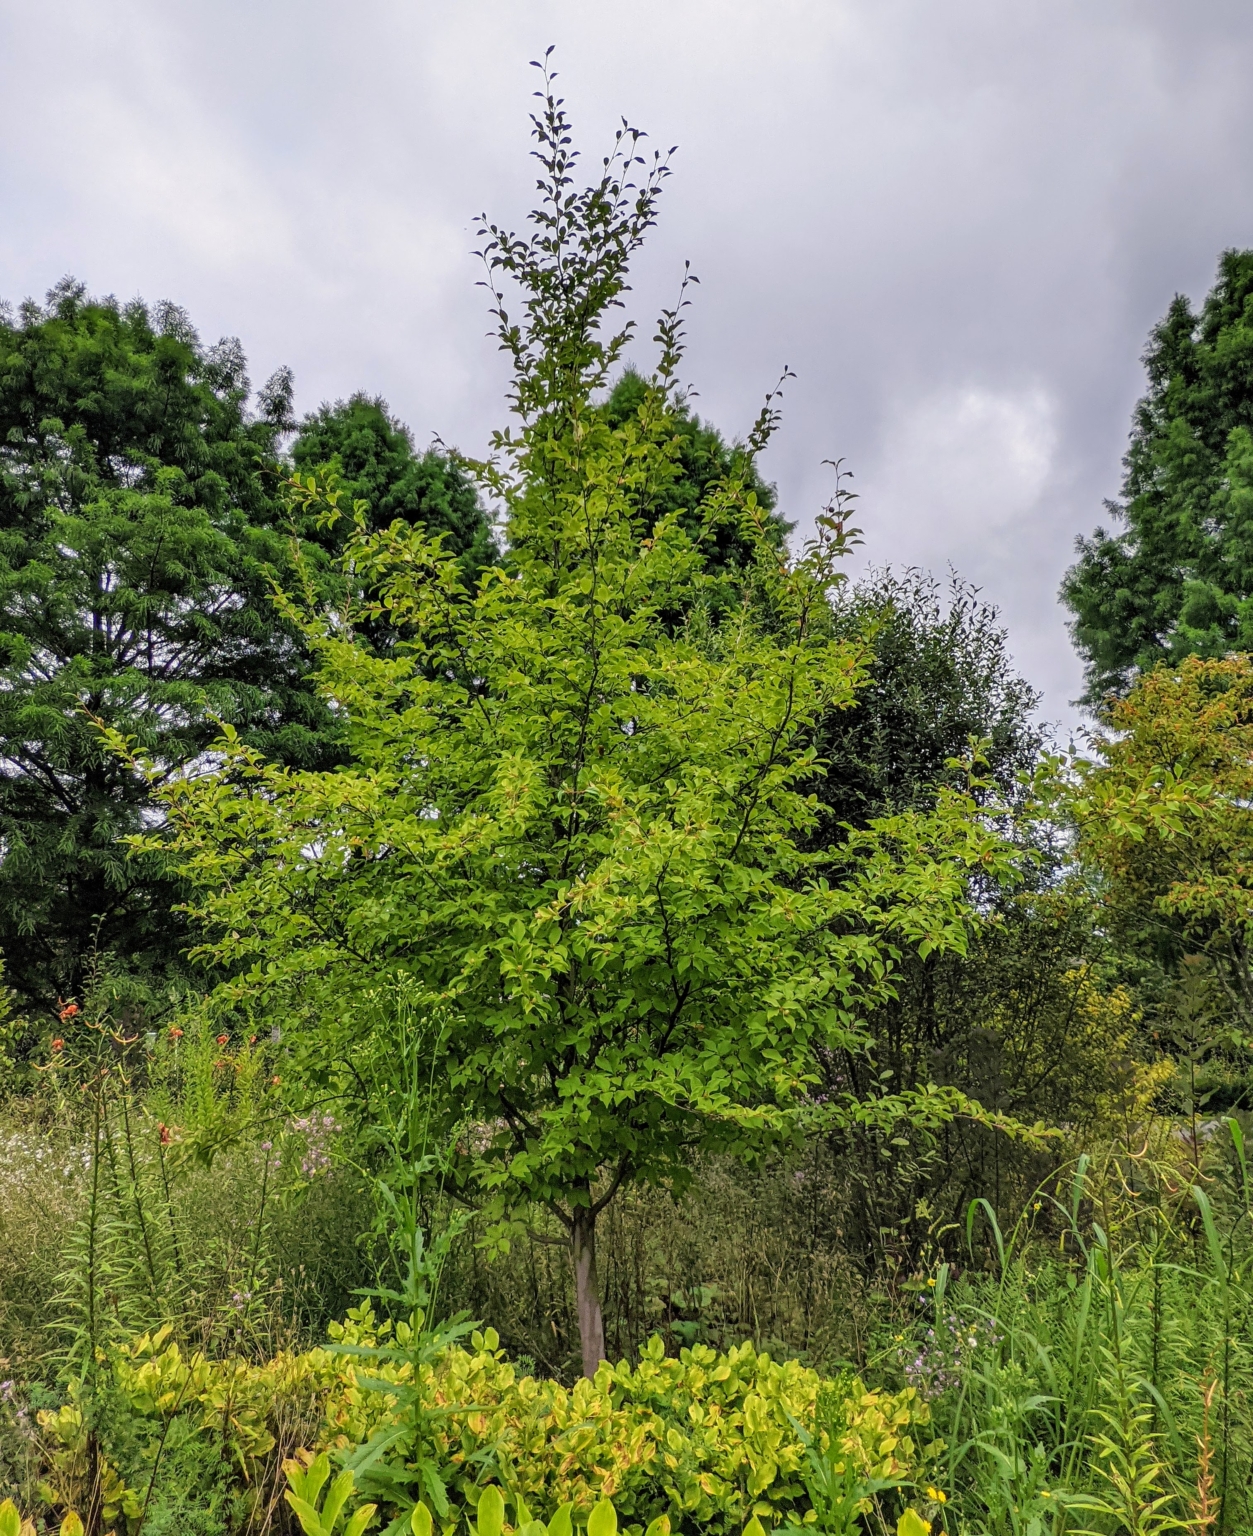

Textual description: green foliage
[30,1318,936,1536]
[1068,653,1253,1035]
[600,370,791,587]
[292,392,497,583]
[124,68,1018,1378]
[284,1452,377,1536]
[921,1133,1253,1535]
[814,568,1042,830]
[822,883,1149,1270]
[0,280,333,1009]
[1063,249,1253,701]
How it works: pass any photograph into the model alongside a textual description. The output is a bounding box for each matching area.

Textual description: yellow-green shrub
[35,1312,936,1535]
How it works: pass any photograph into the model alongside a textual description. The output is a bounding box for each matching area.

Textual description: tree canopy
[291,392,497,579]
[1063,250,1253,703]
[0,282,320,1006]
[814,567,1042,830]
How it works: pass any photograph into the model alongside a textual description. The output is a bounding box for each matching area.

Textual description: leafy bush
[31,1318,937,1536]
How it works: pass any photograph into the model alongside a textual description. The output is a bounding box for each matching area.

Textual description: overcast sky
[4,1,1253,732]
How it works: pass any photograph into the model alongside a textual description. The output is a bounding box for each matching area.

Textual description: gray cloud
[5,0,1253,732]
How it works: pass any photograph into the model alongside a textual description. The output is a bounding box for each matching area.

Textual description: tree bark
[571,1202,606,1379]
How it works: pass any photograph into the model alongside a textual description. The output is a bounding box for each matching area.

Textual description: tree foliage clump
[1070,652,1253,1034]
[1064,250,1253,702]
[0,282,318,1007]
[814,567,1042,830]
[0,285,500,1012]
[291,392,497,579]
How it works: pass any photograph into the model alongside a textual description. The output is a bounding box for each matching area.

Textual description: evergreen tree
[602,369,791,578]
[290,393,497,578]
[1063,250,1253,703]
[0,282,323,1008]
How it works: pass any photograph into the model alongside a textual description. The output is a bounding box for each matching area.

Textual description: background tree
[1069,652,1253,1036]
[0,282,326,1008]
[1063,250,1253,703]
[813,566,1043,830]
[137,77,1016,1379]
[291,392,497,579]
[601,369,791,582]
[804,569,1069,1265]
[0,288,501,1013]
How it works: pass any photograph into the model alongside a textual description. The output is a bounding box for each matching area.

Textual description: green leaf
[289,1452,333,1509]
[411,1506,433,1536]
[898,1511,931,1536]
[346,1507,379,1536]
[476,1486,505,1536]
[0,1501,20,1536]
[587,1501,618,1536]
[285,1491,331,1536]
[322,1469,358,1532]
[547,1503,574,1536]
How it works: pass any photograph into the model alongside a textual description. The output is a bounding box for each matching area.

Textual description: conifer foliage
[0,284,312,1005]
[1064,250,1253,702]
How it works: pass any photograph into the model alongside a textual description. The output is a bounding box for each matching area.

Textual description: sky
[4,1,1253,734]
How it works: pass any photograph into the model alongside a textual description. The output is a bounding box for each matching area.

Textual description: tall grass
[921,1126,1253,1534]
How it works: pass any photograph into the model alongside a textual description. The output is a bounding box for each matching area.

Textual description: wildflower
[926,1277,936,1287]
[260,1141,272,1152]
[272,1075,282,1086]
[51,1038,64,1054]
[58,1001,80,1022]
[158,1124,172,1146]
[169,1026,184,1041]
[216,1034,229,1046]
[925,1488,947,1504]
[1033,1200,1041,1212]
[249,1034,257,1045]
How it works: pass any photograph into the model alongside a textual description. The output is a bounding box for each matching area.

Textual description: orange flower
[271,1075,282,1086]
[58,1002,80,1023]
[216,1034,229,1046]
[168,1026,184,1040]
[51,1038,64,1053]
[158,1123,172,1146]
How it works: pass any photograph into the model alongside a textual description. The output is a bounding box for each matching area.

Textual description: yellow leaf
[898,1510,931,1536]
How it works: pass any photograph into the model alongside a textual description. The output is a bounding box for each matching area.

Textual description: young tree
[1069,653,1253,1033]
[135,72,1015,1376]
[1063,251,1253,703]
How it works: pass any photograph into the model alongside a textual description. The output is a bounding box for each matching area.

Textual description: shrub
[31,1316,937,1536]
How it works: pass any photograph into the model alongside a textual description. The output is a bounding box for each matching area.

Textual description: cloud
[867,384,1057,575]
[5,0,1253,729]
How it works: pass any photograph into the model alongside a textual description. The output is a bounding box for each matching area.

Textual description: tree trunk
[571,1202,606,1379]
